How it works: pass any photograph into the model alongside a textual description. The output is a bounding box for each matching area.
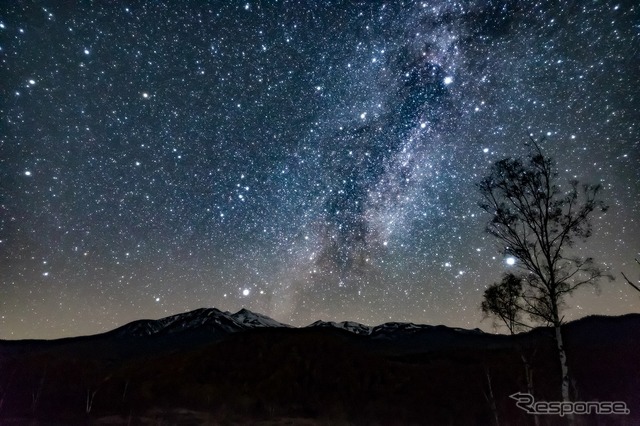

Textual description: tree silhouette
[481,273,530,334]
[477,137,611,403]
[481,273,541,426]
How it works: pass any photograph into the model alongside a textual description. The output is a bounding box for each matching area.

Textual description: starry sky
[1,1,638,339]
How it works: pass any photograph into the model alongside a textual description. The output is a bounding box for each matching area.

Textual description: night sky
[1,1,638,339]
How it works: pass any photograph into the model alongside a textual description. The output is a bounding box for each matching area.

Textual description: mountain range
[0,308,638,425]
[110,307,484,340]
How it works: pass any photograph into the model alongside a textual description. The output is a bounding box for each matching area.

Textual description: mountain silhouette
[0,309,638,425]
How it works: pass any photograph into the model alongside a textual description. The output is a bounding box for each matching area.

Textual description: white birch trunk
[555,325,571,403]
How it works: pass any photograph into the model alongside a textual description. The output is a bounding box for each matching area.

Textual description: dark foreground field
[0,310,638,425]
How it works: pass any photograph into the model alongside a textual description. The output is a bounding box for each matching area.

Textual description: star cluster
[1,1,638,338]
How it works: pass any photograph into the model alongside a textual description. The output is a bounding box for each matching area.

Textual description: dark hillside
[0,312,637,425]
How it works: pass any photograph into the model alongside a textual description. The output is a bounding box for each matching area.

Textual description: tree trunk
[31,369,46,413]
[550,292,571,404]
[521,353,540,426]
[86,387,98,413]
[555,325,571,403]
[482,368,500,426]
[122,379,129,402]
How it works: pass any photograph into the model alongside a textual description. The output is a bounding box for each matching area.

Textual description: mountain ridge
[109,307,292,338]
[3,307,638,343]
[1,310,638,424]
[107,307,490,340]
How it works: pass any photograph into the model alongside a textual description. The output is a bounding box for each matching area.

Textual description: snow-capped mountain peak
[307,320,372,335]
[112,307,290,337]
[230,308,292,328]
[111,307,483,343]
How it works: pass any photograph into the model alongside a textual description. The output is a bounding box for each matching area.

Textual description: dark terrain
[0,309,638,425]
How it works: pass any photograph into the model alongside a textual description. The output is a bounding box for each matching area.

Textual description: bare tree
[477,137,611,403]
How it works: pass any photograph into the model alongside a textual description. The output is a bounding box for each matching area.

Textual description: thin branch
[621,272,640,293]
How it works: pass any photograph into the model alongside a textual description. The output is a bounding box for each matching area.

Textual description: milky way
[1,1,638,338]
